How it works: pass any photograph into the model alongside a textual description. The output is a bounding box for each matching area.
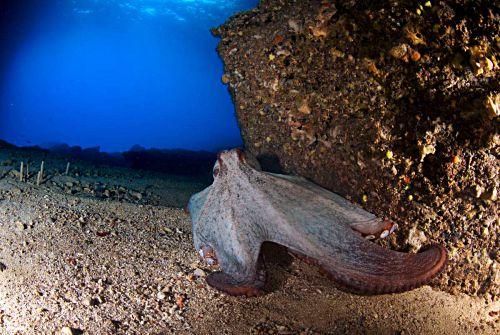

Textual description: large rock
[215,0,498,296]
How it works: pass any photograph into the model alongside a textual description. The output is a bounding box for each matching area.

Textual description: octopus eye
[235,148,246,163]
[216,151,224,164]
[213,154,226,178]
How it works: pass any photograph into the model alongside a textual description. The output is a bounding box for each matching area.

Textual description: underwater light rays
[0,0,257,152]
[73,0,249,24]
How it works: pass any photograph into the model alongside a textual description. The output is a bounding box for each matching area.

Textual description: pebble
[60,327,76,335]
[168,305,178,315]
[84,297,101,306]
[407,227,427,251]
[419,144,436,162]
[130,191,143,200]
[157,291,167,300]
[15,221,26,231]
[193,268,206,277]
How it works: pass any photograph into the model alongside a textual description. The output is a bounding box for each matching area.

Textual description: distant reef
[122,147,217,176]
[0,140,217,177]
[215,0,498,296]
[0,139,15,149]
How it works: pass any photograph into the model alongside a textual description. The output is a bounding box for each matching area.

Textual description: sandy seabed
[0,148,497,334]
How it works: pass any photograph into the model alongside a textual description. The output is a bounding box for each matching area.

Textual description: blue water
[0,0,257,152]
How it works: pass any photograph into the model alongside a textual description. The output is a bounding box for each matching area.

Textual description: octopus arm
[310,242,447,294]
[206,237,266,297]
[258,173,447,294]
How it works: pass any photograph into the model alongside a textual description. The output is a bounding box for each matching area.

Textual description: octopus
[188,149,447,297]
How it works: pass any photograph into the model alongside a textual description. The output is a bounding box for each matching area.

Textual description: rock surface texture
[214,0,498,296]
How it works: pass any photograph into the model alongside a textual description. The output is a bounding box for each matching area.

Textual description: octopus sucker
[188,149,447,297]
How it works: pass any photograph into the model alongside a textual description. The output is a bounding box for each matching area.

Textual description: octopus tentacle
[206,267,266,297]
[316,244,447,294]
[207,248,267,297]
[205,238,266,297]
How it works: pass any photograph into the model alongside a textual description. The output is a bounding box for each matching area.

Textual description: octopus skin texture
[188,149,447,297]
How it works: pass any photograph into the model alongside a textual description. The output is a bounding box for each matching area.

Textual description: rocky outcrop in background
[215,0,498,296]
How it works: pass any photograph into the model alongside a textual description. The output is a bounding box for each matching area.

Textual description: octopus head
[213,148,261,179]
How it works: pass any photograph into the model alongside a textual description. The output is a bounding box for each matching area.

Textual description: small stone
[60,327,76,335]
[474,185,485,198]
[407,227,427,251]
[221,74,230,84]
[130,191,143,200]
[330,48,345,60]
[0,262,6,272]
[419,144,436,162]
[309,25,328,38]
[298,99,311,115]
[16,221,26,231]
[389,44,409,60]
[288,19,301,33]
[485,94,499,119]
[84,297,100,306]
[168,305,177,315]
[482,227,489,237]
[193,268,206,277]
[481,187,497,202]
[157,291,167,300]
[410,50,421,62]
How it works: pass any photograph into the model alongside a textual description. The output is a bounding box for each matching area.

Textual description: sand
[0,148,497,334]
